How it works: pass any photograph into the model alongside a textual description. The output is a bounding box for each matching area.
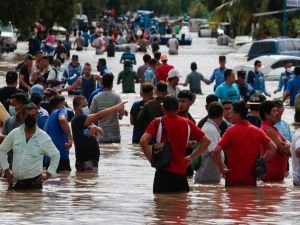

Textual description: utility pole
[283,0,287,36]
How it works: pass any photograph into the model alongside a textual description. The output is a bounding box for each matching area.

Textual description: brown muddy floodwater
[0,35,300,224]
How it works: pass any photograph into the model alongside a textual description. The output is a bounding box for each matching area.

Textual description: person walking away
[137,82,168,133]
[180,62,209,94]
[260,101,291,182]
[283,66,300,107]
[167,69,181,97]
[274,60,294,96]
[117,60,138,93]
[44,95,73,172]
[106,39,115,57]
[82,29,90,49]
[137,54,151,84]
[167,33,179,55]
[247,60,271,97]
[144,59,157,86]
[209,56,227,90]
[195,102,224,184]
[156,54,174,82]
[73,31,85,51]
[90,74,127,143]
[63,33,72,59]
[215,69,240,103]
[72,96,126,171]
[140,95,211,193]
[60,63,102,100]
[212,101,277,186]
[0,103,60,190]
[130,83,154,144]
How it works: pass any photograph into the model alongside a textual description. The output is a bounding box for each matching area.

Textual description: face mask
[24,116,36,128]
[257,67,262,73]
[82,106,90,115]
[286,68,292,73]
[9,105,16,116]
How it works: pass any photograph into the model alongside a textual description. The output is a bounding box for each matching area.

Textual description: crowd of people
[1,24,300,194]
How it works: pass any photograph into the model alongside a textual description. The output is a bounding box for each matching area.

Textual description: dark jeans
[10,175,42,190]
[153,170,189,194]
[57,158,71,172]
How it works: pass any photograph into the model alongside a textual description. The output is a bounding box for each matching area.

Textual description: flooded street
[1,34,300,224]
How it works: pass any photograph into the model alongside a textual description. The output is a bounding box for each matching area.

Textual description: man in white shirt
[194,102,225,183]
[167,33,179,55]
[0,103,60,190]
[167,69,181,97]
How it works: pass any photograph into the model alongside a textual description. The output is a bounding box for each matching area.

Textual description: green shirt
[117,69,137,93]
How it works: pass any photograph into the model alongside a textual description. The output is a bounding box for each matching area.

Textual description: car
[226,43,252,67]
[51,25,67,41]
[247,38,300,61]
[232,55,300,80]
[0,21,18,52]
[233,35,252,48]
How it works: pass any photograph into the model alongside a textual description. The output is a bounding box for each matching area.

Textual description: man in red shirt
[212,101,276,186]
[140,96,210,193]
[260,100,291,181]
[156,54,174,82]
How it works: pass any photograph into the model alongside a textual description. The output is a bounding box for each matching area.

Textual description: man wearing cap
[215,69,240,103]
[167,33,179,55]
[274,61,294,95]
[120,46,136,68]
[19,54,33,92]
[283,67,300,107]
[117,60,138,93]
[140,95,210,193]
[180,62,209,94]
[247,60,271,97]
[246,94,266,128]
[30,84,49,129]
[167,69,181,97]
[209,56,227,90]
[0,71,24,111]
[63,54,83,95]
[156,55,174,82]
[235,70,255,102]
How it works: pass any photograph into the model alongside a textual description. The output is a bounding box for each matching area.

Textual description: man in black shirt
[19,54,33,92]
[0,71,24,111]
[198,94,228,136]
[71,95,126,171]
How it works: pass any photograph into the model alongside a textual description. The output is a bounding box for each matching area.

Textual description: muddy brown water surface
[0,35,299,224]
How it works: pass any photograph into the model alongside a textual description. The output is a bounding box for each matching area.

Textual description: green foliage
[256,17,280,38]
[287,17,300,38]
[188,0,208,18]
[82,0,109,20]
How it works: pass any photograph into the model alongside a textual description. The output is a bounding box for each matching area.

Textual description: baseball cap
[160,54,168,61]
[167,69,181,79]
[219,55,226,61]
[71,55,79,61]
[24,54,33,61]
[31,84,44,98]
[248,94,266,105]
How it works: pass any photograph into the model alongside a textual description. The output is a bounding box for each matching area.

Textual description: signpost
[286,0,300,7]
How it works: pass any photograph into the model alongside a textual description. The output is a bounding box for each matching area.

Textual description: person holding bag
[140,95,210,194]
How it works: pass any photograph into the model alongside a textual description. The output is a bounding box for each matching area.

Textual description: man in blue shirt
[215,69,240,103]
[45,95,73,172]
[247,60,271,97]
[283,66,300,106]
[97,58,109,75]
[63,55,82,95]
[209,55,227,90]
[144,59,157,86]
[235,70,255,102]
[274,60,294,95]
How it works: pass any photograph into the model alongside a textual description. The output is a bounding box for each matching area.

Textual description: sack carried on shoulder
[151,118,171,170]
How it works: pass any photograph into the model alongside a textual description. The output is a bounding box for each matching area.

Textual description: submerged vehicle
[0,21,18,52]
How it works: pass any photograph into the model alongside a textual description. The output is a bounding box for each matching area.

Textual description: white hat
[167,69,181,79]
